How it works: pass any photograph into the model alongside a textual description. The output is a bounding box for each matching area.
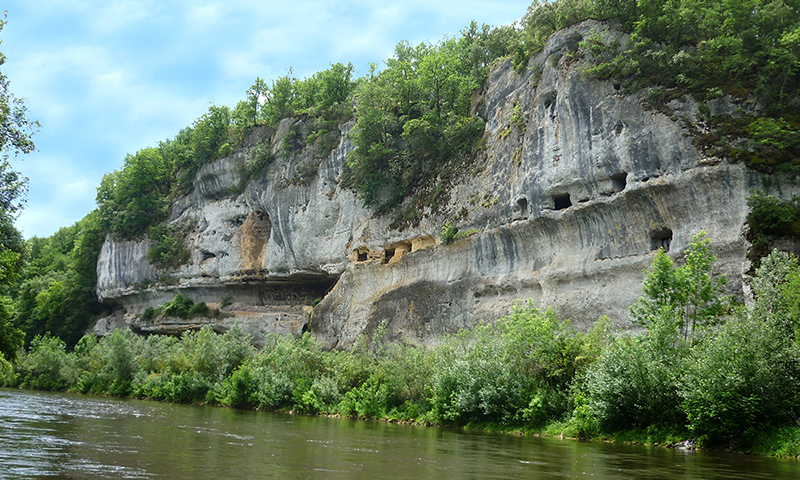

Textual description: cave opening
[650,228,673,252]
[611,172,628,193]
[553,194,572,210]
[514,196,529,219]
[383,248,396,264]
[357,250,368,262]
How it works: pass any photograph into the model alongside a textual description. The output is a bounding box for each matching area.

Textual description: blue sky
[3,0,529,238]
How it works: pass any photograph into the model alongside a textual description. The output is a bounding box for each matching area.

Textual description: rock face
[94,20,774,348]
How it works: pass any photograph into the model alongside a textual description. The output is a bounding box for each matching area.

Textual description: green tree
[191,104,231,165]
[630,231,727,339]
[97,147,172,239]
[750,250,800,341]
[146,224,190,270]
[0,212,24,289]
[262,74,296,127]
[681,251,800,446]
[745,189,800,250]
[344,34,489,208]
[12,213,105,348]
[0,14,37,362]
[0,296,22,362]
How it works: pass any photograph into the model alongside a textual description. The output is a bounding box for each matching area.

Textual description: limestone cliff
[93,20,780,348]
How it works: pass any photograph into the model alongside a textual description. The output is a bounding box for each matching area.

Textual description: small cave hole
[542,91,557,111]
[611,172,628,193]
[383,248,396,264]
[614,122,624,135]
[553,194,572,210]
[356,250,368,262]
[565,33,583,52]
[650,229,673,252]
[200,251,216,262]
[613,83,621,91]
[514,197,529,218]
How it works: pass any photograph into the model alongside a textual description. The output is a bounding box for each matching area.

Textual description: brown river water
[2,387,799,479]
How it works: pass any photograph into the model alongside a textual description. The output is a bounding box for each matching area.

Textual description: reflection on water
[2,387,799,479]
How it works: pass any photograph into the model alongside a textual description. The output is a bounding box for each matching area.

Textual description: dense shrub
[160,294,194,318]
[746,189,800,251]
[342,26,514,209]
[146,224,191,270]
[441,223,459,244]
[13,213,106,348]
[589,232,730,434]
[587,315,688,431]
[16,334,78,391]
[681,310,800,445]
[430,304,607,426]
[5,244,800,454]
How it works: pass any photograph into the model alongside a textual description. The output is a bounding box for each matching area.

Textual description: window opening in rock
[383,248,395,264]
[514,197,529,218]
[356,250,368,262]
[650,229,673,252]
[611,172,628,193]
[553,194,572,210]
[542,91,557,110]
[613,83,621,91]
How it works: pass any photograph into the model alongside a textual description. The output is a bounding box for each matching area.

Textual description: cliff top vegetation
[8,0,800,348]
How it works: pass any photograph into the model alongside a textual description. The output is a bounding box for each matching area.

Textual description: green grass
[751,425,800,458]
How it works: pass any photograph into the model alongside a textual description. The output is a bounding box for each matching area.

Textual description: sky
[2,0,530,238]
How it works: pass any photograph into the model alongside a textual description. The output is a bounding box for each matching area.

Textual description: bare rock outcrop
[94,21,771,349]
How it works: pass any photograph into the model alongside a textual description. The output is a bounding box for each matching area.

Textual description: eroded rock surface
[94,21,772,349]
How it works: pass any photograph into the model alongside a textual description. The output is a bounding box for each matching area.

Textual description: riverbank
[4,249,800,459]
[8,387,799,480]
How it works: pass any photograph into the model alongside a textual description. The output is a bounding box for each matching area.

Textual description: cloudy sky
[3,0,529,238]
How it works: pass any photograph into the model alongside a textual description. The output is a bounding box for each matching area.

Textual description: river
[2,388,799,479]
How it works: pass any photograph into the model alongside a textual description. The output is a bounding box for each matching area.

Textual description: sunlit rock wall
[95,20,765,349]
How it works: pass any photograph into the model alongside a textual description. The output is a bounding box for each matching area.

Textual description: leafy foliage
[160,294,195,319]
[587,316,689,431]
[96,147,172,239]
[342,26,515,209]
[0,14,37,362]
[0,16,39,214]
[590,245,800,448]
[745,189,800,252]
[0,297,22,362]
[5,244,800,453]
[145,294,223,321]
[681,308,800,445]
[146,224,191,270]
[630,231,728,339]
[12,212,106,348]
[441,223,459,244]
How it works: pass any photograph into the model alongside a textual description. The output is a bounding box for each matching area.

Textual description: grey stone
[93,20,786,350]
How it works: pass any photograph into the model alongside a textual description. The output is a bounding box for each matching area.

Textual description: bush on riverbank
[3,238,800,456]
